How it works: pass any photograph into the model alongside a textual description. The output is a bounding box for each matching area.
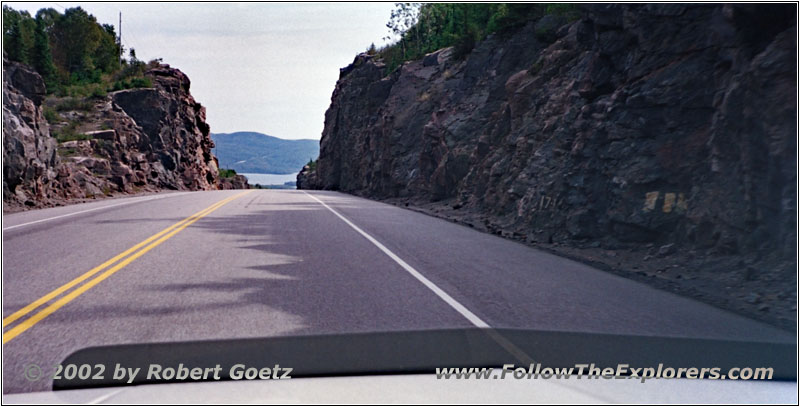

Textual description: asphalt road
[2,190,793,394]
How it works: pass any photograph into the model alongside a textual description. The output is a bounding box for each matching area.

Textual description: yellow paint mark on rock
[644,191,659,212]
[676,193,688,212]
[663,193,676,213]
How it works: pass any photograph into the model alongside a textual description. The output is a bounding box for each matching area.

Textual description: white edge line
[3,193,189,231]
[86,387,126,404]
[301,191,584,388]
[301,190,490,329]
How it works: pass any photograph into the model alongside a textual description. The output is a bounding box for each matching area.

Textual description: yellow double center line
[2,190,252,344]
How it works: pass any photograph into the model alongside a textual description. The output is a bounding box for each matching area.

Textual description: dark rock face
[300,4,797,328]
[296,163,316,190]
[218,174,249,190]
[3,61,222,210]
[3,59,58,207]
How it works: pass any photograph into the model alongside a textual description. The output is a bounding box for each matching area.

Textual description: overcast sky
[7,2,397,140]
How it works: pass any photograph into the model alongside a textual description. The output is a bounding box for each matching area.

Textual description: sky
[7,2,398,140]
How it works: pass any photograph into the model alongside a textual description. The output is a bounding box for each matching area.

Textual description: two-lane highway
[2,190,793,394]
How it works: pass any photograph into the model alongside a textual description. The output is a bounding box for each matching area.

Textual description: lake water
[240,173,298,187]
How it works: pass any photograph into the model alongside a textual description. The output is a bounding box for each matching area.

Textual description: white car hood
[4,371,797,404]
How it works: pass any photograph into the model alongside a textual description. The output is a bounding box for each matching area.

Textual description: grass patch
[110,76,152,92]
[43,106,60,124]
[52,121,91,142]
[545,4,581,21]
[57,148,78,157]
[219,168,237,178]
[54,97,94,112]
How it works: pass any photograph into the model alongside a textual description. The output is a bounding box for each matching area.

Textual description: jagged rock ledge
[3,59,246,212]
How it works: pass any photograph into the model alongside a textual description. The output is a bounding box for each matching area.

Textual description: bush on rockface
[219,168,238,178]
[376,3,582,74]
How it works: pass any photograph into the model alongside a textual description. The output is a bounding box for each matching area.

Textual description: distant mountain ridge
[211,132,319,174]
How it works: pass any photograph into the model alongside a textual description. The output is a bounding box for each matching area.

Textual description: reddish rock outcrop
[218,173,250,190]
[2,59,58,207]
[3,60,223,210]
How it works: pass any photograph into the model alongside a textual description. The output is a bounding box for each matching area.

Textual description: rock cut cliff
[299,4,797,328]
[3,59,58,207]
[3,59,236,211]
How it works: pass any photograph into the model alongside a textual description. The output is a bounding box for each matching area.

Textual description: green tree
[3,6,35,64]
[58,7,102,81]
[3,5,140,94]
[31,17,56,89]
[3,6,26,62]
[385,3,421,59]
[95,23,120,72]
[375,3,560,73]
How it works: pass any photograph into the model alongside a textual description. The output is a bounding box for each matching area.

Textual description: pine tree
[31,18,56,90]
[3,6,33,64]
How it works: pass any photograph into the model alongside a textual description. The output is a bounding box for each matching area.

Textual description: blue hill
[211,132,319,174]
